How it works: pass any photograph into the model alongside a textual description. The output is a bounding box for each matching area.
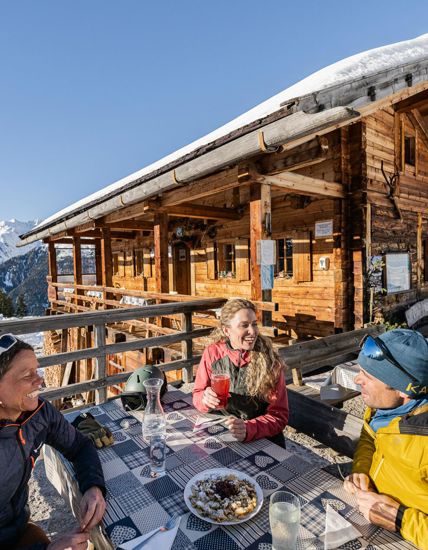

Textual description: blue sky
[1,1,428,221]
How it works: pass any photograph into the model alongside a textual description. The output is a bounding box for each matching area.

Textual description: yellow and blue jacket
[352,402,428,550]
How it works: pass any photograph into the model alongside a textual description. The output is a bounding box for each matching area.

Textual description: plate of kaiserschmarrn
[184,468,263,525]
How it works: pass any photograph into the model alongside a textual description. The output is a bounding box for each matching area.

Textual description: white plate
[184,468,264,525]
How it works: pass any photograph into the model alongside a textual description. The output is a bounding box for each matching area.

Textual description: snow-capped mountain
[0,219,41,264]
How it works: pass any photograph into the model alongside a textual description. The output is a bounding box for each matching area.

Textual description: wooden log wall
[364,105,428,321]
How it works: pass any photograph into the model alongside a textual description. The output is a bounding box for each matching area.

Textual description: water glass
[149,433,166,477]
[269,491,301,550]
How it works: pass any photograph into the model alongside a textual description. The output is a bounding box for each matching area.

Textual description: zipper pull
[18,428,26,446]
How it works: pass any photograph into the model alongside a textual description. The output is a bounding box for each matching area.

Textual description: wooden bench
[277,325,386,457]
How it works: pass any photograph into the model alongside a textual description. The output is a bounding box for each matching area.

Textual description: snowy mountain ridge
[0,219,41,264]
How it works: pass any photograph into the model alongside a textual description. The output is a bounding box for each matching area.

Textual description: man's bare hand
[202,387,220,409]
[344,473,373,494]
[80,486,106,531]
[355,490,400,531]
[48,531,90,550]
[224,416,246,441]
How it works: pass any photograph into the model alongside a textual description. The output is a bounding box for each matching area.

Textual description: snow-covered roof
[21,33,428,242]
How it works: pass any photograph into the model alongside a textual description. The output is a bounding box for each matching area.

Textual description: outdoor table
[44,388,416,549]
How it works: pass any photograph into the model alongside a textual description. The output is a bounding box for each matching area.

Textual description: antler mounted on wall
[380,160,403,221]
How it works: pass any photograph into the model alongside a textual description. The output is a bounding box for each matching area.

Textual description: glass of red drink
[211,373,230,408]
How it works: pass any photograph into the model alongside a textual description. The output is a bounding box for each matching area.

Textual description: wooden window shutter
[206,243,216,280]
[235,238,250,281]
[293,231,312,282]
[143,248,152,278]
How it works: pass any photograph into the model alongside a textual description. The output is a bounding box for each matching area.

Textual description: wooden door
[173,243,191,294]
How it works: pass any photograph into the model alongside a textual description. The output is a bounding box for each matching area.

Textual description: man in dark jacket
[0,335,106,550]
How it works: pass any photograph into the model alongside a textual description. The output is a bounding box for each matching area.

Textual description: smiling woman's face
[223,308,259,351]
[0,350,43,420]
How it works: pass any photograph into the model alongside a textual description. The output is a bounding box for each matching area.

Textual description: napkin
[193,414,225,431]
[320,505,361,549]
[118,517,180,550]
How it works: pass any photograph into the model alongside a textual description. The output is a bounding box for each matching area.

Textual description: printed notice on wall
[315,220,333,238]
[385,253,410,293]
[256,240,276,265]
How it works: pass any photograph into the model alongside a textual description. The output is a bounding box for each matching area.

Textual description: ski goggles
[0,334,18,358]
[359,334,418,383]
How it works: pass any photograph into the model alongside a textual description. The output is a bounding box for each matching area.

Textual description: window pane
[405,136,415,166]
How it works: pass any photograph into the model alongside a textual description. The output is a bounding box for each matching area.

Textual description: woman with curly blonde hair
[193,299,289,446]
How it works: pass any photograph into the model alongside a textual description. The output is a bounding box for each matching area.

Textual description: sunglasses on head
[0,334,18,357]
[359,334,418,383]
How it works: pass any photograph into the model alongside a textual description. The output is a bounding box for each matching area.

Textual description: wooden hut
[19,35,428,388]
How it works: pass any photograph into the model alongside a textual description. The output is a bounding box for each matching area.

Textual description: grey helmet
[121,365,167,411]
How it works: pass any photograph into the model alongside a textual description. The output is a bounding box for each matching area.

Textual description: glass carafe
[142,378,166,442]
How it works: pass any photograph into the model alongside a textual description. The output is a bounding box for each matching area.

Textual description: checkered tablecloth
[44,390,416,550]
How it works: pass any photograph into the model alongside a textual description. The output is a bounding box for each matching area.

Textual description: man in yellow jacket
[344,329,428,550]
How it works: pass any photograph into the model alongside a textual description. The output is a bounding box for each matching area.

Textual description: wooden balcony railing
[47,282,279,338]
[0,298,226,405]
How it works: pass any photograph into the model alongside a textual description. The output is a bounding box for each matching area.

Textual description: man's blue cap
[358,329,428,397]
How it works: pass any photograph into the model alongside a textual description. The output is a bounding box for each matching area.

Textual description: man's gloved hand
[71,412,114,448]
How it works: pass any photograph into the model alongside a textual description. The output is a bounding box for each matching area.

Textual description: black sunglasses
[0,334,18,357]
[360,335,418,383]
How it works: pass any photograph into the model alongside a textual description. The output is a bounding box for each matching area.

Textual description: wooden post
[73,235,83,306]
[181,311,193,383]
[48,242,58,280]
[417,212,423,288]
[100,228,113,303]
[47,242,58,305]
[154,213,169,293]
[94,239,103,286]
[250,182,272,325]
[94,324,107,404]
[154,213,169,327]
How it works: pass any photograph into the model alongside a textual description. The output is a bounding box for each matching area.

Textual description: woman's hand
[202,387,220,409]
[344,473,373,494]
[225,417,247,441]
[79,486,106,531]
[48,531,90,550]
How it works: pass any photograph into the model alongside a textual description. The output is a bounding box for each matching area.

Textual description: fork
[132,514,179,549]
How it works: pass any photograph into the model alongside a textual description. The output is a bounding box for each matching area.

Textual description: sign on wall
[385,253,411,293]
[315,220,333,238]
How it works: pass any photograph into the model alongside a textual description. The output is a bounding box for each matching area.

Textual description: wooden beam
[417,212,423,288]
[94,239,103,286]
[250,182,272,325]
[44,237,98,245]
[100,228,113,290]
[48,242,58,281]
[408,109,428,150]
[159,203,241,220]
[256,171,345,198]
[161,165,250,207]
[102,202,146,224]
[258,136,329,175]
[154,213,169,293]
[72,235,83,304]
[103,220,154,231]
[394,88,428,113]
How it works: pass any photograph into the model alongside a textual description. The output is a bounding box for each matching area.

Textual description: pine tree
[16,294,27,317]
[0,289,14,317]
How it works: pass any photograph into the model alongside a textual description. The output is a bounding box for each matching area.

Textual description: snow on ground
[33,33,428,233]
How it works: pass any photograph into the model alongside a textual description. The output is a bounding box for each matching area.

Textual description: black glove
[72,412,114,448]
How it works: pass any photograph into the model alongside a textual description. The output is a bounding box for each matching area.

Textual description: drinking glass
[269,491,301,550]
[211,373,230,408]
